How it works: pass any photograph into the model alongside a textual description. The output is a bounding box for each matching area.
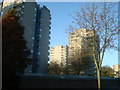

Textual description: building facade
[113,64,120,78]
[2,2,51,74]
[50,45,68,66]
[68,29,97,56]
[68,29,99,76]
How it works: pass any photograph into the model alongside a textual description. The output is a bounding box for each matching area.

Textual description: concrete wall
[19,75,120,89]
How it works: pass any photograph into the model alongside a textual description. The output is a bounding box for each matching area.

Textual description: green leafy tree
[101,65,115,77]
[2,10,31,88]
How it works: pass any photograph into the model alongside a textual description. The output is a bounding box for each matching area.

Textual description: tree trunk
[97,69,101,90]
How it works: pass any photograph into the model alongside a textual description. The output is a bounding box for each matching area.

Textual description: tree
[61,65,70,75]
[69,50,93,75]
[68,2,118,89]
[49,62,61,74]
[2,10,31,88]
[101,65,115,77]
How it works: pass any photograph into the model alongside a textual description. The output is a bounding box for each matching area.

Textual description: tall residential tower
[2,2,51,74]
[68,29,99,76]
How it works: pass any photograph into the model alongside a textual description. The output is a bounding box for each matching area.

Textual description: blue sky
[38,2,119,68]
[0,1,118,67]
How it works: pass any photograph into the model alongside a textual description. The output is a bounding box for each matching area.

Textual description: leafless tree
[49,61,61,74]
[67,2,118,89]
[69,49,93,76]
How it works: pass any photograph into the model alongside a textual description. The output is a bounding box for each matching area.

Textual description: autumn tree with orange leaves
[1,10,31,89]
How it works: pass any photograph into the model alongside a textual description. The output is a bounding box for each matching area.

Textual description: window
[21,11,24,14]
[39,35,41,37]
[33,31,35,34]
[37,45,39,48]
[22,6,24,8]
[35,8,37,11]
[38,52,40,55]
[34,14,36,17]
[49,31,51,34]
[31,50,33,53]
[1,12,3,15]
[37,40,39,43]
[50,16,51,20]
[17,14,20,17]
[28,55,33,59]
[33,19,36,22]
[40,28,42,31]
[49,26,51,29]
[20,18,23,20]
[32,37,34,40]
[29,70,32,73]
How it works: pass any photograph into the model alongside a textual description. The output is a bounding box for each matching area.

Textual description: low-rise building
[113,64,120,78]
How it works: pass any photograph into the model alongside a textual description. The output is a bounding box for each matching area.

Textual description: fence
[19,74,120,89]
